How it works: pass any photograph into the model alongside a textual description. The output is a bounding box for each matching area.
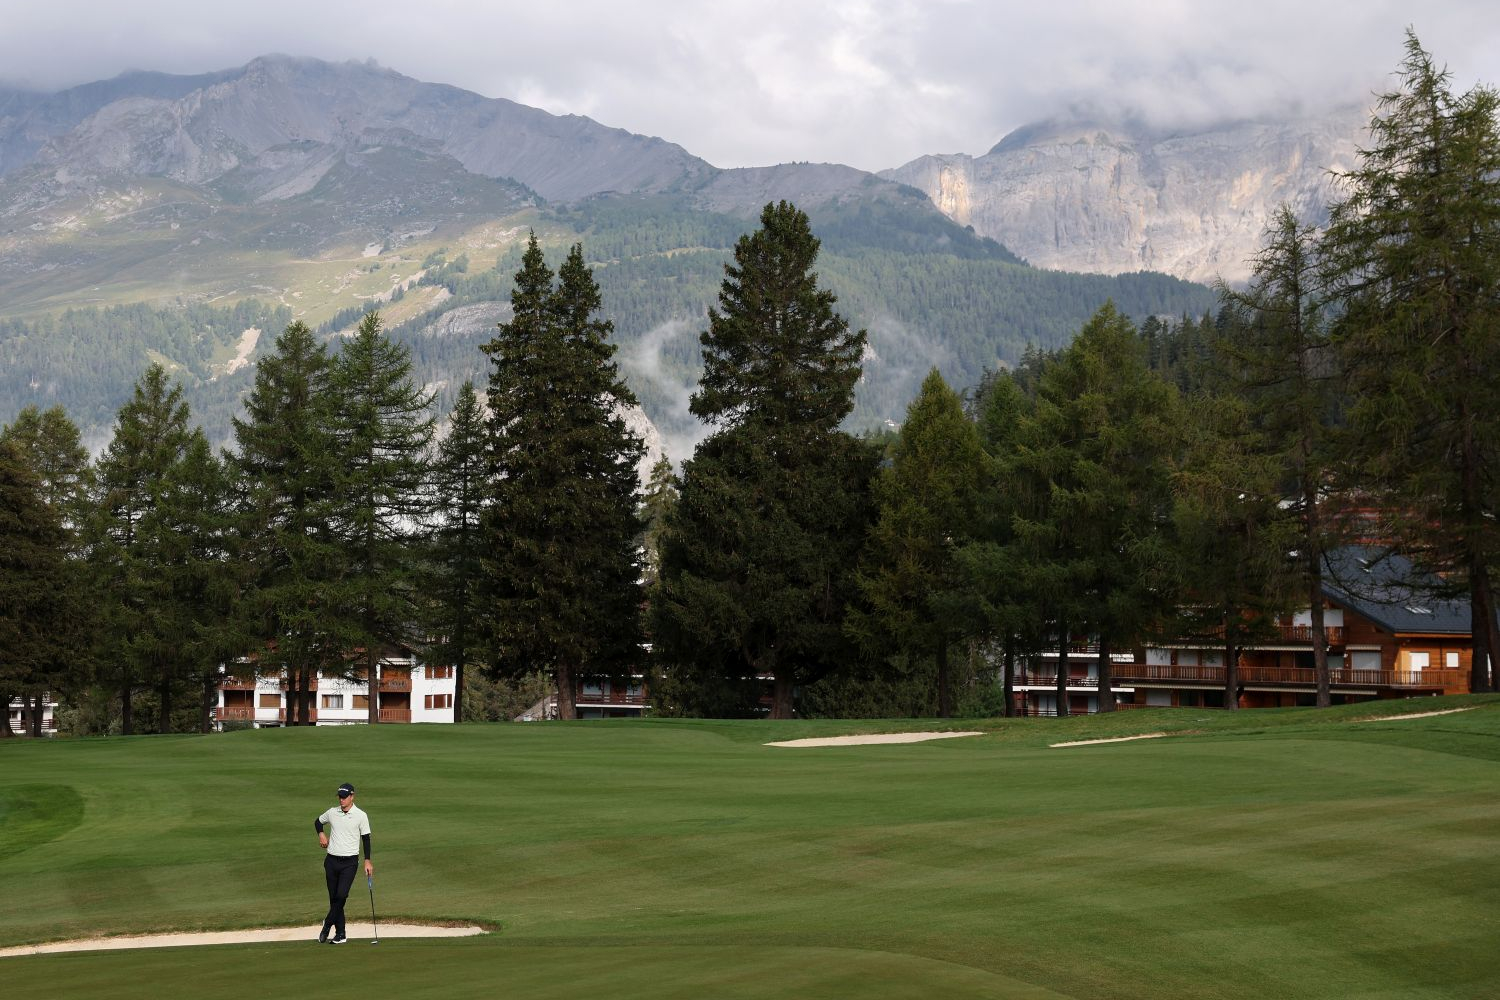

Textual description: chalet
[214,649,457,727]
[6,694,58,735]
[1016,547,1477,715]
[517,674,650,720]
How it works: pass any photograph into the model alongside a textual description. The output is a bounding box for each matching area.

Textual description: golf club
[367,874,380,945]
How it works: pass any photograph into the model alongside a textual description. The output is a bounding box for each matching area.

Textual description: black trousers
[323,854,358,937]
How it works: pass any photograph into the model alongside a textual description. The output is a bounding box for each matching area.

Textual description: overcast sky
[2,1,1498,171]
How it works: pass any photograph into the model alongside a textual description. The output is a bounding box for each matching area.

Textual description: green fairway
[3,699,1499,999]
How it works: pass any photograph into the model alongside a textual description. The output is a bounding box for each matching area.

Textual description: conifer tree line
[2,32,1495,730]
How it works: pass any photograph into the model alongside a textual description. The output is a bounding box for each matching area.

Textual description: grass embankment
[3,697,1499,999]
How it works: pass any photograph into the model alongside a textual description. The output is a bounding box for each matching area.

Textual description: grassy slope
[3,698,1499,999]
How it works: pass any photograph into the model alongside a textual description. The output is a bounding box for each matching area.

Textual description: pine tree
[329,311,435,723]
[1216,206,1343,705]
[0,440,77,737]
[427,380,488,723]
[1322,32,1500,693]
[231,321,345,725]
[850,369,988,717]
[479,237,645,720]
[87,365,206,733]
[654,202,877,718]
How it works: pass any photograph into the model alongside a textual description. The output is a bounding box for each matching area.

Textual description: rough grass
[3,696,1499,999]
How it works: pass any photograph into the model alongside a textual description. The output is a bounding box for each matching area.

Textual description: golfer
[314,782,373,944]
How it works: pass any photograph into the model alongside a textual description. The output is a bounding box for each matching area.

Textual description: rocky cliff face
[882,110,1367,283]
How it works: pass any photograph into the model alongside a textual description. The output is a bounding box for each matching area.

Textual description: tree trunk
[367,653,379,725]
[159,668,173,735]
[1471,562,1494,694]
[556,662,578,721]
[936,639,952,718]
[1002,636,1016,719]
[452,622,466,723]
[1311,574,1331,709]
[1055,620,1070,718]
[120,679,134,735]
[20,693,35,737]
[1224,637,1239,711]
[1097,637,1114,712]
[0,690,12,737]
[200,671,215,734]
[770,672,795,720]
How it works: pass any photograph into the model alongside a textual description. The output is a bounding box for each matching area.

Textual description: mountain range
[0,55,1367,456]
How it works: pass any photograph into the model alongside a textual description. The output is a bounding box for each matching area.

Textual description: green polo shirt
[318,803,371,858]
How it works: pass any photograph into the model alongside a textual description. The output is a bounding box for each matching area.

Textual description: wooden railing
[378,708,411,723]
[1016,672,1099,687]
[216,705,256,721]
[378,674,411,692]
[1110,663,1464,689]
[576,690,649,705]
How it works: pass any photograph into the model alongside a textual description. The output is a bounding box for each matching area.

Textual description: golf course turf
[3,697,1499,999]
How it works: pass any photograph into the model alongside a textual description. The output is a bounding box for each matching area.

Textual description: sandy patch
[767,731,983,748]
[0,923,485,959]
[221,327,260,376]
[1051,732,1171,748]
[1356,707,1476,723]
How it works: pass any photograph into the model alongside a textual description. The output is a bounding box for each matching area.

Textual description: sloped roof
[1321,546,1471,635]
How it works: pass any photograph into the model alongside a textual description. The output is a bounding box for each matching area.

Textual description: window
[259,693,281,709]
[425,694,452,710]
[321,694,344,710]
[353,694,370,710]
[1408,652,1430,672]
[427,665,454,681]
[1405,605,1432,615]
[1447,651,1461,669]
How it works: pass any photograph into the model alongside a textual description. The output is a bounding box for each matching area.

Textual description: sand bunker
[0,923,485,959]
[1051,732,1171,748]
[1356,707,1476,722]
[767,731,983,748]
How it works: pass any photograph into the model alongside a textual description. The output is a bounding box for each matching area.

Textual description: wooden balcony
[377,672,411,692]
[378,708,411,723]
[576,690,649,705]
[1110,663,1465,690]
[216,705,256,721]
[1015,672,1100,687]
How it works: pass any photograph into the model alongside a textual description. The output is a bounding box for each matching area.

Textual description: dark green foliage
[1322,31,1500,693]
[849,369,989,716]
[0,439,81,736]
[654,202,878,718]
[426,380,488,723]
[329,312,435,721]
[86,366,226,734]
[478,236,646,720]
[1214,206,1342,705]
[0,300,292,444]
[230,321,347,724]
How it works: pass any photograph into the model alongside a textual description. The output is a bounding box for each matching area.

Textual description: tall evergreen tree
[330,311,435,723]
[1216,206,1343,705]
[654,201,876,718]
[87,365,212,733]
[479,237,645,720]
[427,380,488,724]
[850,369,988,717]
[232,321,345,725]
[1322,32,1500,693]
[0,440,77,736]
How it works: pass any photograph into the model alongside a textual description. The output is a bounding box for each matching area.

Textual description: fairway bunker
[0,923,486,959]
[1051,732,1172,748]
[766,731,983,747]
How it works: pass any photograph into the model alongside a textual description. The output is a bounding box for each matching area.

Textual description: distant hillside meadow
[0,54,1254,449]
[3,700,1499,999]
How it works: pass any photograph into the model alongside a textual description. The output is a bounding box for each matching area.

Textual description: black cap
[337,783,355,798]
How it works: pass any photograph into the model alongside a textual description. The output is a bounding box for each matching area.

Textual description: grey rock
[882,110,1367,283]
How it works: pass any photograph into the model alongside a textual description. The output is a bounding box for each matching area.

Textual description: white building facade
[215,652,457,728]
